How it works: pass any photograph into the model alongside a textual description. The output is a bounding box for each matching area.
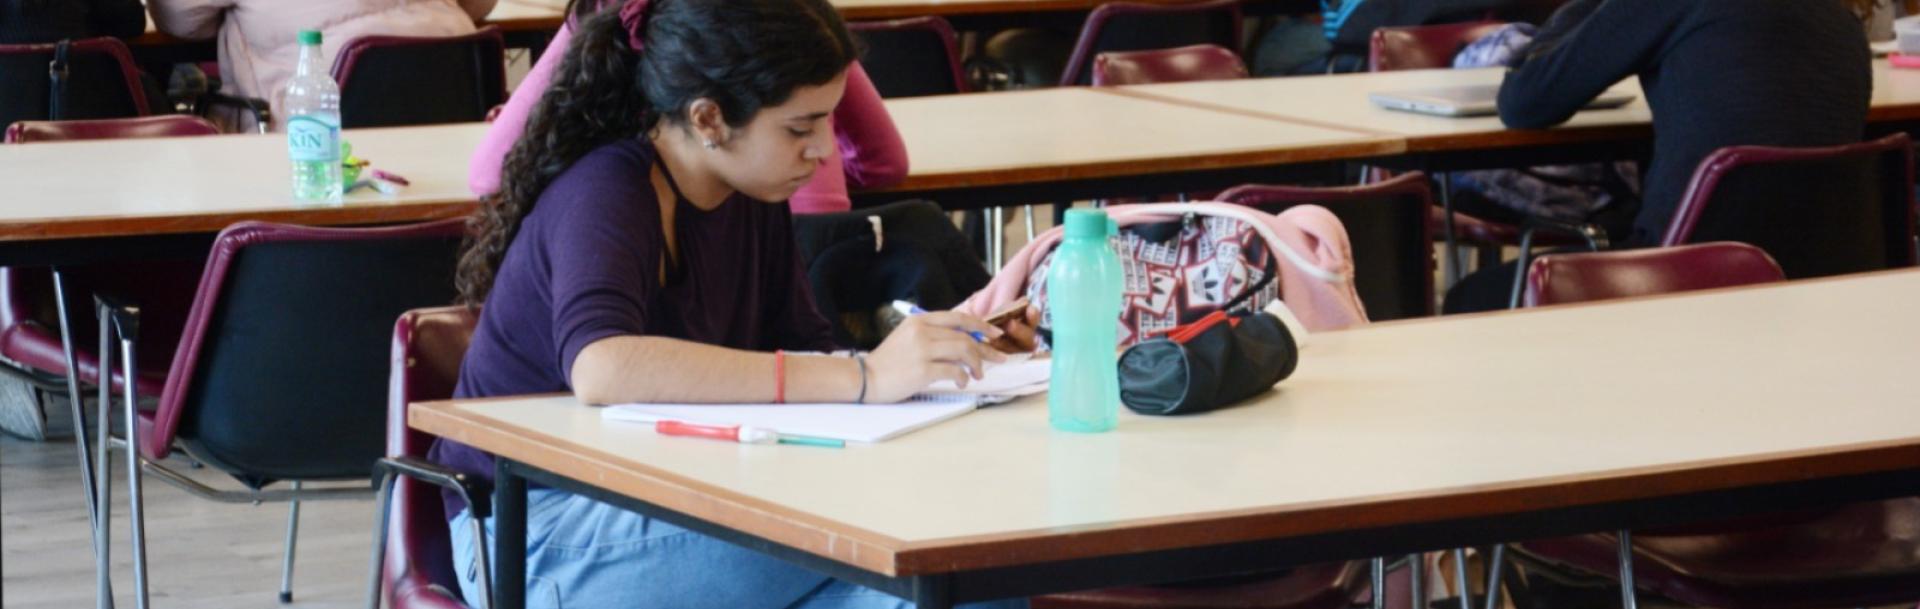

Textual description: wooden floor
[3,432,375,609]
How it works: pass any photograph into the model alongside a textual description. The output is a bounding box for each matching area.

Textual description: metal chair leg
[50,272,108,609]
[1409,552,1425,609]
[1371,557,1387,609]
[1453,548,1471,609]
[95,303,116,609]
[1437,174,1462,289]
[281,481,302,603]
[367,472,398,609]
[1482,545,1506,609]
[1024,205,1038,243]
[1507,228,1538,310]
[109,310,151,609]
[1617,530,1638,609]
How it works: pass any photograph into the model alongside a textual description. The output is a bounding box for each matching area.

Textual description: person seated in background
[468,0,908,214]
[1443,0,1871,313]
[146,0,498,131]
[0,0,145,44]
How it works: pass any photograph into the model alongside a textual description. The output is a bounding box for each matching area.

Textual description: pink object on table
[467,21,908,213]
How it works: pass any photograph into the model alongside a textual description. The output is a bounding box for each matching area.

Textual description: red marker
[655,420,778,444]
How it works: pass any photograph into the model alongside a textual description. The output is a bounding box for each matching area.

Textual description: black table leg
[912,574,953,609]
[495,460,528,609]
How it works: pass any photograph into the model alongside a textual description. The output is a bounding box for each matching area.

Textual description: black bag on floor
[793,200,990,349]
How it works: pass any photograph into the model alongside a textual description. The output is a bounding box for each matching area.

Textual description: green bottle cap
[1063,209,1110,240]
[298,30,322,46]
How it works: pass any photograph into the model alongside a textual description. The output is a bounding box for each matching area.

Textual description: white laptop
[1369,84,1636,117]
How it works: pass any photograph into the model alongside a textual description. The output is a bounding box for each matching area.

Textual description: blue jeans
[451,488,1030,609]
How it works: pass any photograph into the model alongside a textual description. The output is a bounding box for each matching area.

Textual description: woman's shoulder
[529,138,662,226]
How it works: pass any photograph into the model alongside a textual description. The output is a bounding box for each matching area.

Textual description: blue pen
[891,300,988,343]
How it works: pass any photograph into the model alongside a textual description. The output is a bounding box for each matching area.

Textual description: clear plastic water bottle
[284,29,342,203]
[1047,209,1123,433]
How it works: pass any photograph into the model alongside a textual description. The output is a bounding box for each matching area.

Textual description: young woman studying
[467,0,909,214]
[429,0,1022,607]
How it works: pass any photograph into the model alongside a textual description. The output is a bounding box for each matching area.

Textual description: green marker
[777,434,845,448]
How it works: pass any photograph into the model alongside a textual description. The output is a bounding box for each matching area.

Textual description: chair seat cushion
[1518,499,1920,609]
[1432,207,1581,248]
[2,320,167,396]
[1031,561,1364,609]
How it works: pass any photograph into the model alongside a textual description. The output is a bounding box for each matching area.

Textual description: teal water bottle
[1047,209,1123,433]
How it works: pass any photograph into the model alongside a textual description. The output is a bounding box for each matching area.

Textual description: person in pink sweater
[469,3,909,213]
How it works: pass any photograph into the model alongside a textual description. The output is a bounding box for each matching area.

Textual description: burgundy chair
[370,306,487,609]
[1512,243,1920,609]
[0,37,150,129]
[88,219,465,605]
[1058,0,1242,87]
[1365,22,1588,281]
[1658,133,1918,280]
[5,114,219,143]
[1091,43,1247,86]
[1221,172,1436,320]
[1521,242,1783,308]
[0,116,218,442]
[849,16,968,98]
[332,27,508,128]
[1367,21,1507,73]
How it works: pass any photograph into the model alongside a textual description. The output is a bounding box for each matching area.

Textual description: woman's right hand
[863,311,1007,403]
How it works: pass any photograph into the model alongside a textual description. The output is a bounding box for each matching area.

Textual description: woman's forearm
[570,335,860,405]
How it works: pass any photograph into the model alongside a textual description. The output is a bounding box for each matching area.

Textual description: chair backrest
[1059,0,1242,87]
[145,219,465,484]
[1368,21,1508,72]
[1218,172,1435,320]
[332,27,507,128]
[849,17,967,98]
[1521,242,1785,308]
[5,114,219,143]
[1661,133,1918,280]
[0,37,150,128]
[384,305,480,609]
[1091,43,1247,86]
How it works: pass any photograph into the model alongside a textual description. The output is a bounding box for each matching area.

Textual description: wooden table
[0,123,483,266]
[1111,67,1657,171]
[414,268,1920,608]
[859,87,1400,206]
[130,1,569,64]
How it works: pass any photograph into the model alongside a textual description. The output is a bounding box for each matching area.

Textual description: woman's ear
[685,98,728,149]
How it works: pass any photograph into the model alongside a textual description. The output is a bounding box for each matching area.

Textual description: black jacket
[1498,0,1871,244]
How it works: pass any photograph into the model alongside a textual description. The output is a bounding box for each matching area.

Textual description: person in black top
[1444,0,1871,313]
[0,0,146,44]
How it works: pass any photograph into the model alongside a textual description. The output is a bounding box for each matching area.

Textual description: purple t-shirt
[429,138,839,517]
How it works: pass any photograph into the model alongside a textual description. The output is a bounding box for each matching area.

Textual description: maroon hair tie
[619,0,651,52]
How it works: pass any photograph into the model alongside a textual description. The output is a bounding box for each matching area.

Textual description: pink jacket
[149,0,496,131]
[958,202,1370,333]
[466,21,909,213]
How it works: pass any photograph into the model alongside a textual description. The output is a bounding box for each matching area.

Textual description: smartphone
[984,297,1031,326]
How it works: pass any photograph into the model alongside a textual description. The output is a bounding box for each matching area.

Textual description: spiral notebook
[600,359,1049,443]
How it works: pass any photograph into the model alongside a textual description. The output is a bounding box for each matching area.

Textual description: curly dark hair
[455,0,856,305]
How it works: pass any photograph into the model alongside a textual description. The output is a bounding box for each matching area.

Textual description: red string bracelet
[774,350,786,404]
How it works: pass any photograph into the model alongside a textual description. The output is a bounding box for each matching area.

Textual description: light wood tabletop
[875,87,1401,193]
[412,268,1920,578]
[1111,67,1655,153]
[0,123,483,241]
